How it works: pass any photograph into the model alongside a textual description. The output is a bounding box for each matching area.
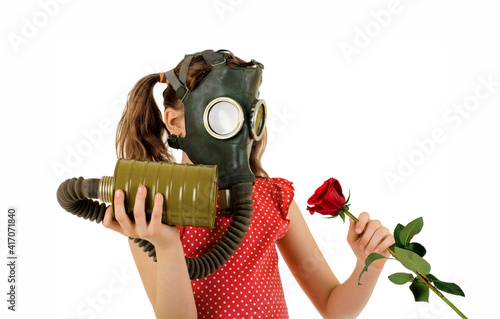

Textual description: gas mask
[164,49,267,189]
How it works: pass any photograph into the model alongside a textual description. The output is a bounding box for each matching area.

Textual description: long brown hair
[116,53,269,178]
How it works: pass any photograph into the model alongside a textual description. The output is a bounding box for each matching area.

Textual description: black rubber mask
[164,50,266,189]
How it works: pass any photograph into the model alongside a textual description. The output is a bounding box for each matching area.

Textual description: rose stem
[343,210,468,319]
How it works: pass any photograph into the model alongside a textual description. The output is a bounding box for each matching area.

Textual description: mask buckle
[164,69,190,102]
[178,87,189,102]
[211,57,226,66]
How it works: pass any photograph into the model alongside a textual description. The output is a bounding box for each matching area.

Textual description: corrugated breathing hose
[56,177,253,280]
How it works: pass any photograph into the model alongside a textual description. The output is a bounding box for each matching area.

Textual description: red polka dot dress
[176,177,294,318]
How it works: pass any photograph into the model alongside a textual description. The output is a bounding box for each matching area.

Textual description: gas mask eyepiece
[203,97,267,141]
[204,97,244,140]
[249,99,266,141]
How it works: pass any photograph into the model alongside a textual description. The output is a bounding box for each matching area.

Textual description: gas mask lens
[250,100,267,141]
[204,97,244,139]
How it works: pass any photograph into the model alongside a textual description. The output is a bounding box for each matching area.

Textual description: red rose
[307,178,346,216]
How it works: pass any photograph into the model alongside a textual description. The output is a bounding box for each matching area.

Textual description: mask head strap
[164,69,188,102]
[163,51,201,102]
[178,54,194,86]
[202,49,227,66]
[164,51,202,148]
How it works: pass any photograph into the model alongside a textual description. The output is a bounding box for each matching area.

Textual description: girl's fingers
[133,185,148,235]
[358,219,381,250]
[103,188,170,242]
[355,212,370,235]
[374,233,396,255]
[113,189,135,234]
[102,206,124,235]
[364,227,386,255]
[347,211,395,262]
[150,193,164,227]
[347,212,373,245]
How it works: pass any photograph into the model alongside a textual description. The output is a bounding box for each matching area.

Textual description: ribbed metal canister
[111,159,218,228]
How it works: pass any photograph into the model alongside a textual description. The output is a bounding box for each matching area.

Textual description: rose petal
[307,179,330,205]
[313,207,340,216]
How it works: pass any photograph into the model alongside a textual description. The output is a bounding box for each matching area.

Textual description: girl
[102,50,395,319]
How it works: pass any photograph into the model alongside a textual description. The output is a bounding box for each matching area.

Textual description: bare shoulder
[276,199,316,253]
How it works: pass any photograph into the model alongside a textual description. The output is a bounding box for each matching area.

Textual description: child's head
[116,51,268,178]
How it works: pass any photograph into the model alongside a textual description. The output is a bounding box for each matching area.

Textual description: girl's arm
[128,236,197,319]
[277,200,393,319]
[103,186,197,319]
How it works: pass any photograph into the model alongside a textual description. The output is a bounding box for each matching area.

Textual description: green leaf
[428,274,465,297]
[427,274,438,281]
[338,210,346,223]
[409,281,430,302]
[324,215,338,219]
[358,253,386,285]
[393,247,431,275]
[365,252,386,267]
[399,217,424,246]
[393,224,405,248]
[388,272,414,285]
[404,242,427,257]
[345,189,351,204]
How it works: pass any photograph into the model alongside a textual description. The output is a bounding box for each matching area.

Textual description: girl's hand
[347,212,395,270]
[102,185,181,251]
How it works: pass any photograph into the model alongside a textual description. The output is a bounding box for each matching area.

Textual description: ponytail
[116,73,174,163]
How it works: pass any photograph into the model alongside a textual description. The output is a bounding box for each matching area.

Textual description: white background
[1,0,498,318]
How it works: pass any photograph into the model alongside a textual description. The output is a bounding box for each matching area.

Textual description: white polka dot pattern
[176,177,294,318]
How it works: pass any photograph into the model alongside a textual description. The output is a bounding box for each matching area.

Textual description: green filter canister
[104,159,218,229]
